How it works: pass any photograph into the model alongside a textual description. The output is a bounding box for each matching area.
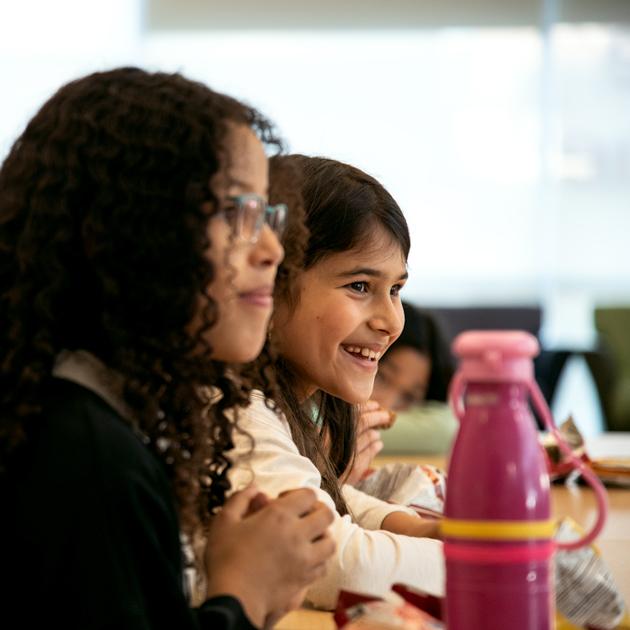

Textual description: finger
[356,430,382,454]
[358,406,387,421]
[244,491,271,517]
[384,409,397,429]
[220,485,262,519]
[275,487,318,515]
[308,535,337,566]
[300,504,335,542]
[355,430,381,455]
[358,399,381,413]
[359,410,391,429]
[299,502,335,540]
[367,439,384,458]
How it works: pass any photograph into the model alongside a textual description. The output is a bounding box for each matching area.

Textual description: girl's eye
[390,284,404,297]
[348,281,369,293]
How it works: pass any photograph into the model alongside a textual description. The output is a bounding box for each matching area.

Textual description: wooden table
[276,450,630,629]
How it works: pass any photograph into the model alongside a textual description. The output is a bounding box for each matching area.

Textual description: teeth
[344,345,381,361]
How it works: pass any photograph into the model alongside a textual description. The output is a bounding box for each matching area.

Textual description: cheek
[320,313,345,338]
[285,301,329,341]
[204,247,228,301]
[222,247,247,287]
[206,274,226,305]
[320,302,358,338]
[209,250,250,306]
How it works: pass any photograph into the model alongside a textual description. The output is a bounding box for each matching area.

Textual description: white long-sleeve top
[228,392,445,610]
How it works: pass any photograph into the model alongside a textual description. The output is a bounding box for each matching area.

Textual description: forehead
[218,123,268,194]
[316,225,407,277]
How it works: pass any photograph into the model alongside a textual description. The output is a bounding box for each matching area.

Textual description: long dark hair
[0,67,282,537]
[391,302,455,402]
[248,155,410,514]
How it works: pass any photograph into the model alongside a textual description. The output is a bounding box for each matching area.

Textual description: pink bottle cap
[452,330,540,384]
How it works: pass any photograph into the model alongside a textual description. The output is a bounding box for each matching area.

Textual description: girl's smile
[340,343,385,371]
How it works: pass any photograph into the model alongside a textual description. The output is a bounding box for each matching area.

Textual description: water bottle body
[444,382,554,630]
[446,383,551,521]
[446,557,553,630]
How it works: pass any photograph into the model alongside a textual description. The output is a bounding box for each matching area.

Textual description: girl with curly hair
[232,155,444,609]
[0,69,334,629]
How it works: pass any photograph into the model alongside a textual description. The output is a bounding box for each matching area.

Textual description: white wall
[2,1,630,352]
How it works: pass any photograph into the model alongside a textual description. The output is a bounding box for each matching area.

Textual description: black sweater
[1,378,256,630]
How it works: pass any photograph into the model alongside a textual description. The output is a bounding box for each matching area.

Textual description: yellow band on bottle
[441,518,555,540]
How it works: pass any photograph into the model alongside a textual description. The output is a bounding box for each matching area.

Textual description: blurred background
[1,0,629,435]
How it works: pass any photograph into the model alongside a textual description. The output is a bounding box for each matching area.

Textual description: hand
[342,400,388,486]
[380,511,442,540]
[204,486,335,628]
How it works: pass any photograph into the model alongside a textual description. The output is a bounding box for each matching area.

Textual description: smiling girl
[231,155,444,609]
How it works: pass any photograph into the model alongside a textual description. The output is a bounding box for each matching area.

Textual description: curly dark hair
[0,67,283,537]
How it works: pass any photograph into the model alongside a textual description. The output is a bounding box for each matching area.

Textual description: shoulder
[4,378,180,565]
[231,390,297,458]
[31,378,168,493]
[2,381,191,626]
[237,390,292,434]
[228,392,331,504]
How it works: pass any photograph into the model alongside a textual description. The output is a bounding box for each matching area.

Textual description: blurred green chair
[381,402,458,455]
[593,307,630,431]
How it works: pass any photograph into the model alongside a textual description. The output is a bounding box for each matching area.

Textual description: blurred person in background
[346,302,457,486]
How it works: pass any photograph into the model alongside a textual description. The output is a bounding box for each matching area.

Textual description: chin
[235,346,265,364]
[219,338,266,364]
[329,384,373,405]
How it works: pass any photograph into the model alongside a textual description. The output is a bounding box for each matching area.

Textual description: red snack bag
[391,584,443,621]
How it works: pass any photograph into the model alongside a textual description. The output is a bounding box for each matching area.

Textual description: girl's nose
[250,224,284,268]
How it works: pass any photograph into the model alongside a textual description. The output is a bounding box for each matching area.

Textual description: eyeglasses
[221,194,288,243]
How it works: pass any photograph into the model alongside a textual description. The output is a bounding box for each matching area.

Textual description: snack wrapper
[555,517,630,629]
[334,588,443,630]
[540,415,591,481]
[354,462,446,515]
[540,415,630,487]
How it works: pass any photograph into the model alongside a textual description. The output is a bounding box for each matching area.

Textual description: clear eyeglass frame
[222,194,288,243]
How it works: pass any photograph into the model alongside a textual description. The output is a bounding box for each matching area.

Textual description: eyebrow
[336,267,409,281]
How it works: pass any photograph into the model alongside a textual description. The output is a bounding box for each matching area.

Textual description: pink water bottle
[443,331,608,630]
